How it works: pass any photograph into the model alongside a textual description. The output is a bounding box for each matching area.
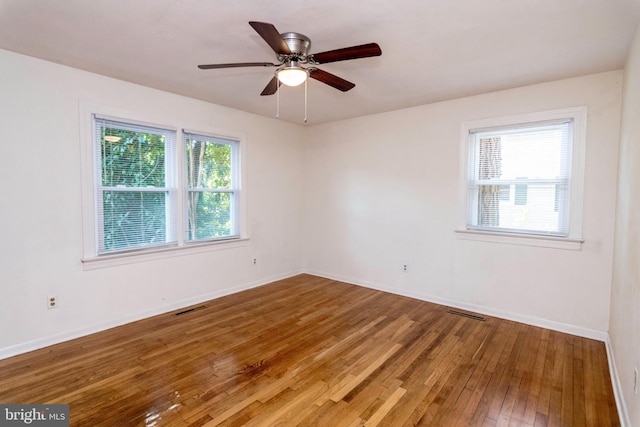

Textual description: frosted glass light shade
[277,67,307,86]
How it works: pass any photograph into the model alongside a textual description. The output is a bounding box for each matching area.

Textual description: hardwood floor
[0,275,620,426]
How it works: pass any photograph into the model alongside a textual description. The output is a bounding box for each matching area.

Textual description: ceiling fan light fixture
[276,66,308,86]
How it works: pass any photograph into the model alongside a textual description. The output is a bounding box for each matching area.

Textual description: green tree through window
[185,133,238,241]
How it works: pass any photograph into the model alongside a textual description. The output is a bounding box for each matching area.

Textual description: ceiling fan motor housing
[280,32,311,60]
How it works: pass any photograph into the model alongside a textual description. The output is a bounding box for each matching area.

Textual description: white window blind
[94,116,177,254]
[467,119,573,237]
[184,131,239,242]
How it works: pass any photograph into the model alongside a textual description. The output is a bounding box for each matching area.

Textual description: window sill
[454,229,583,250]
[81,238,250,270]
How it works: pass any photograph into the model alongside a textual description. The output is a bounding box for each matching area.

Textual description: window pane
[101,128,166,187]
[101,191,168,252]
[187,191,232,240]
[476,126,570,181]
[476,183,566,233]
[186,139,232,190]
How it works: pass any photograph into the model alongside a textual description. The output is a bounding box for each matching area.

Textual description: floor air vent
[447,309,485,321]
[174,305,206,316]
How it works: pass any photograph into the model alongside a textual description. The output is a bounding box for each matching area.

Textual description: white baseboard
[605,335,631,427]
[0,270,304,360]
[305,269,608,341]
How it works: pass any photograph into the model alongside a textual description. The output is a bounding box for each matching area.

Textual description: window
[94,117,177,254]
[458,107,586,249]
[184,132,239,242]
[81,107,246,267]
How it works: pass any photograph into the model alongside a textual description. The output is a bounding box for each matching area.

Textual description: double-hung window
[184,132,239,242]
[94,117,177,254]
[84,111,244,265]
[459,107,586,249]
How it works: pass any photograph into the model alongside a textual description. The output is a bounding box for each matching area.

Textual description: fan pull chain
[304,77,308,123]
[276,80,280,119]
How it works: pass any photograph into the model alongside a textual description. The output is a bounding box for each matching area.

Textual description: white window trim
[80,237,250,271]
[79,101,248,270]
[456,107,587,250]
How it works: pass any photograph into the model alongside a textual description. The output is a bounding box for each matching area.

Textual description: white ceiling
[1,0,639,125]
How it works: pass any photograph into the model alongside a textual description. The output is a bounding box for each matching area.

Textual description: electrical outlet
[403,264,408,272]
[634,367,638,394]
[253,258,257,265]
[48,296,58,309]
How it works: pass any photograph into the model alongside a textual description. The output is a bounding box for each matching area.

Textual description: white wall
[303,71,622,337]
[0,49,305,357]
[610,22,640,426]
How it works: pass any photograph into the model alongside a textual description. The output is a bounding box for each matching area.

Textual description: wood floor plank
[365,386,407,427]
[330,343,403,402]
[522,328,550,424]
[0,274,620,426]
[471,323,521,424]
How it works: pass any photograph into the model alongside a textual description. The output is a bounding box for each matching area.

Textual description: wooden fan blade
[249,21,291,55]
[309,68,355,92]
[198,62,278,69]
[310,43,381,64]
[260,76,279,96]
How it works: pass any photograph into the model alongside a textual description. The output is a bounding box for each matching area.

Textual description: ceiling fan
[198,21,382,96]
